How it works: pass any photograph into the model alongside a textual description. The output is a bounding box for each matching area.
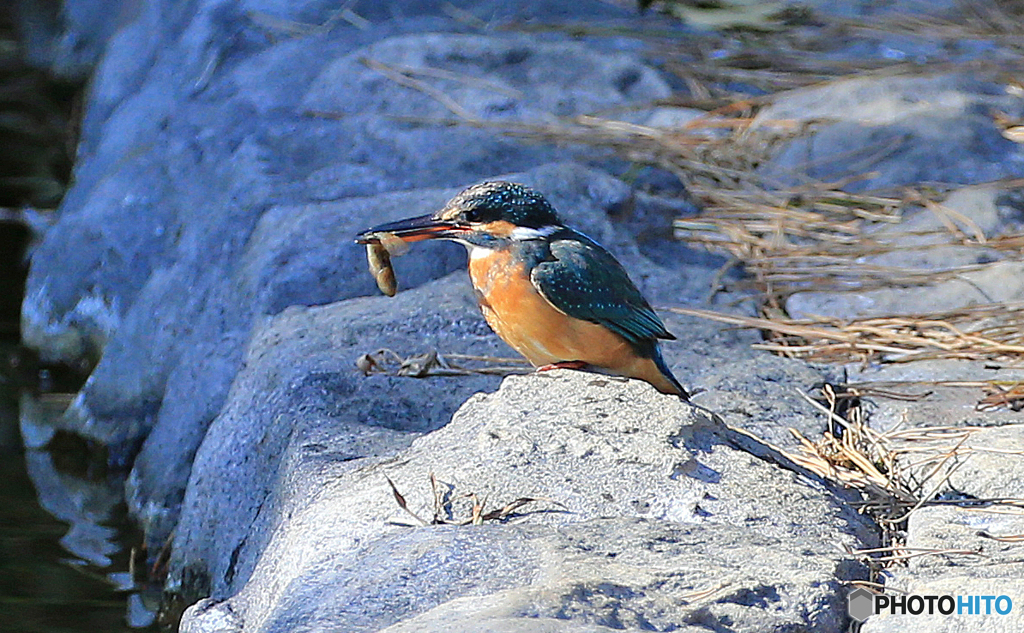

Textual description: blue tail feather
[653,346,688,399]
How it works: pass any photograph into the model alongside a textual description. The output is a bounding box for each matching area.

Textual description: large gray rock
[178,368,874,632]
[789,260,1024,322]
[898,425,1024,574]
[753,73,1024,192]
[162,274,505,598]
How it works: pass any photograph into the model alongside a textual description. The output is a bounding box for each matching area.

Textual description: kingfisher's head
[355,181,564,248]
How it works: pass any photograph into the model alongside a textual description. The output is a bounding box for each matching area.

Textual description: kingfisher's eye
[462,207,483,223]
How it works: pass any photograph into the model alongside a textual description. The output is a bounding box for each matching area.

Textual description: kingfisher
[355,181,688,398]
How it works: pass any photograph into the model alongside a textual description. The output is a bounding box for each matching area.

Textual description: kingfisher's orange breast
[467,247,675,393]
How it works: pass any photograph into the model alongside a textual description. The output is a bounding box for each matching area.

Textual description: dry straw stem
[978,381,1024,411]
[246,6,370,36]
[679,582,732,605]
[666,304,1024,366]
[847,546,982,564]
[977,531,1024,543]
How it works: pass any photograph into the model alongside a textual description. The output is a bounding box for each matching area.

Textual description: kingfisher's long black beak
[354,214,468,244]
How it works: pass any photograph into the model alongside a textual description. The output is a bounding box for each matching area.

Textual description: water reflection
[0,347,158,632]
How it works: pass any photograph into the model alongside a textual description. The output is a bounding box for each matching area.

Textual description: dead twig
[357,348,530,378]
[385,474,429,526]
[385,474,567,527]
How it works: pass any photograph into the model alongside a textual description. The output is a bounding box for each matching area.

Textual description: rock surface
[786,186,1024,320]
[179,369,873,633]
[754,73,1024,192]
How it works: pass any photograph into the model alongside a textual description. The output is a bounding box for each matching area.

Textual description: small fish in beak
[360,231,411,297]
[356,212,471,296]
[355,213,467,245]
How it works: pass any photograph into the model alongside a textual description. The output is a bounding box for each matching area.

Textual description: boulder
[177,368,875,632]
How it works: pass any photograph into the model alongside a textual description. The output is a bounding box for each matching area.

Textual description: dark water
[0,5,155,629]
[0,347,159,633]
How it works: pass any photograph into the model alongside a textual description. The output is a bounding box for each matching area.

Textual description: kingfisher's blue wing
[529,234,674,345]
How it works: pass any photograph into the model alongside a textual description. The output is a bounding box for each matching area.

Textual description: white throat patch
[469,246,495,261]
[510,225,560,241]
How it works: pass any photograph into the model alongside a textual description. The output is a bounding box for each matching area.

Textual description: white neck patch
[510,225,560,241]
[469,245,495,261]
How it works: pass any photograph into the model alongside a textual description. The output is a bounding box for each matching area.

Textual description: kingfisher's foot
[537,360,589,372]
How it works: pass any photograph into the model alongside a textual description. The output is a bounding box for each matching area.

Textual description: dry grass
[843,1,1024,51]
[782,384,1024,571]
[667,303,1024,366]
[672,184,1017,299]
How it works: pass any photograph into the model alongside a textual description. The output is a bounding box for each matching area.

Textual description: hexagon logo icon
[848,587,874,622]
